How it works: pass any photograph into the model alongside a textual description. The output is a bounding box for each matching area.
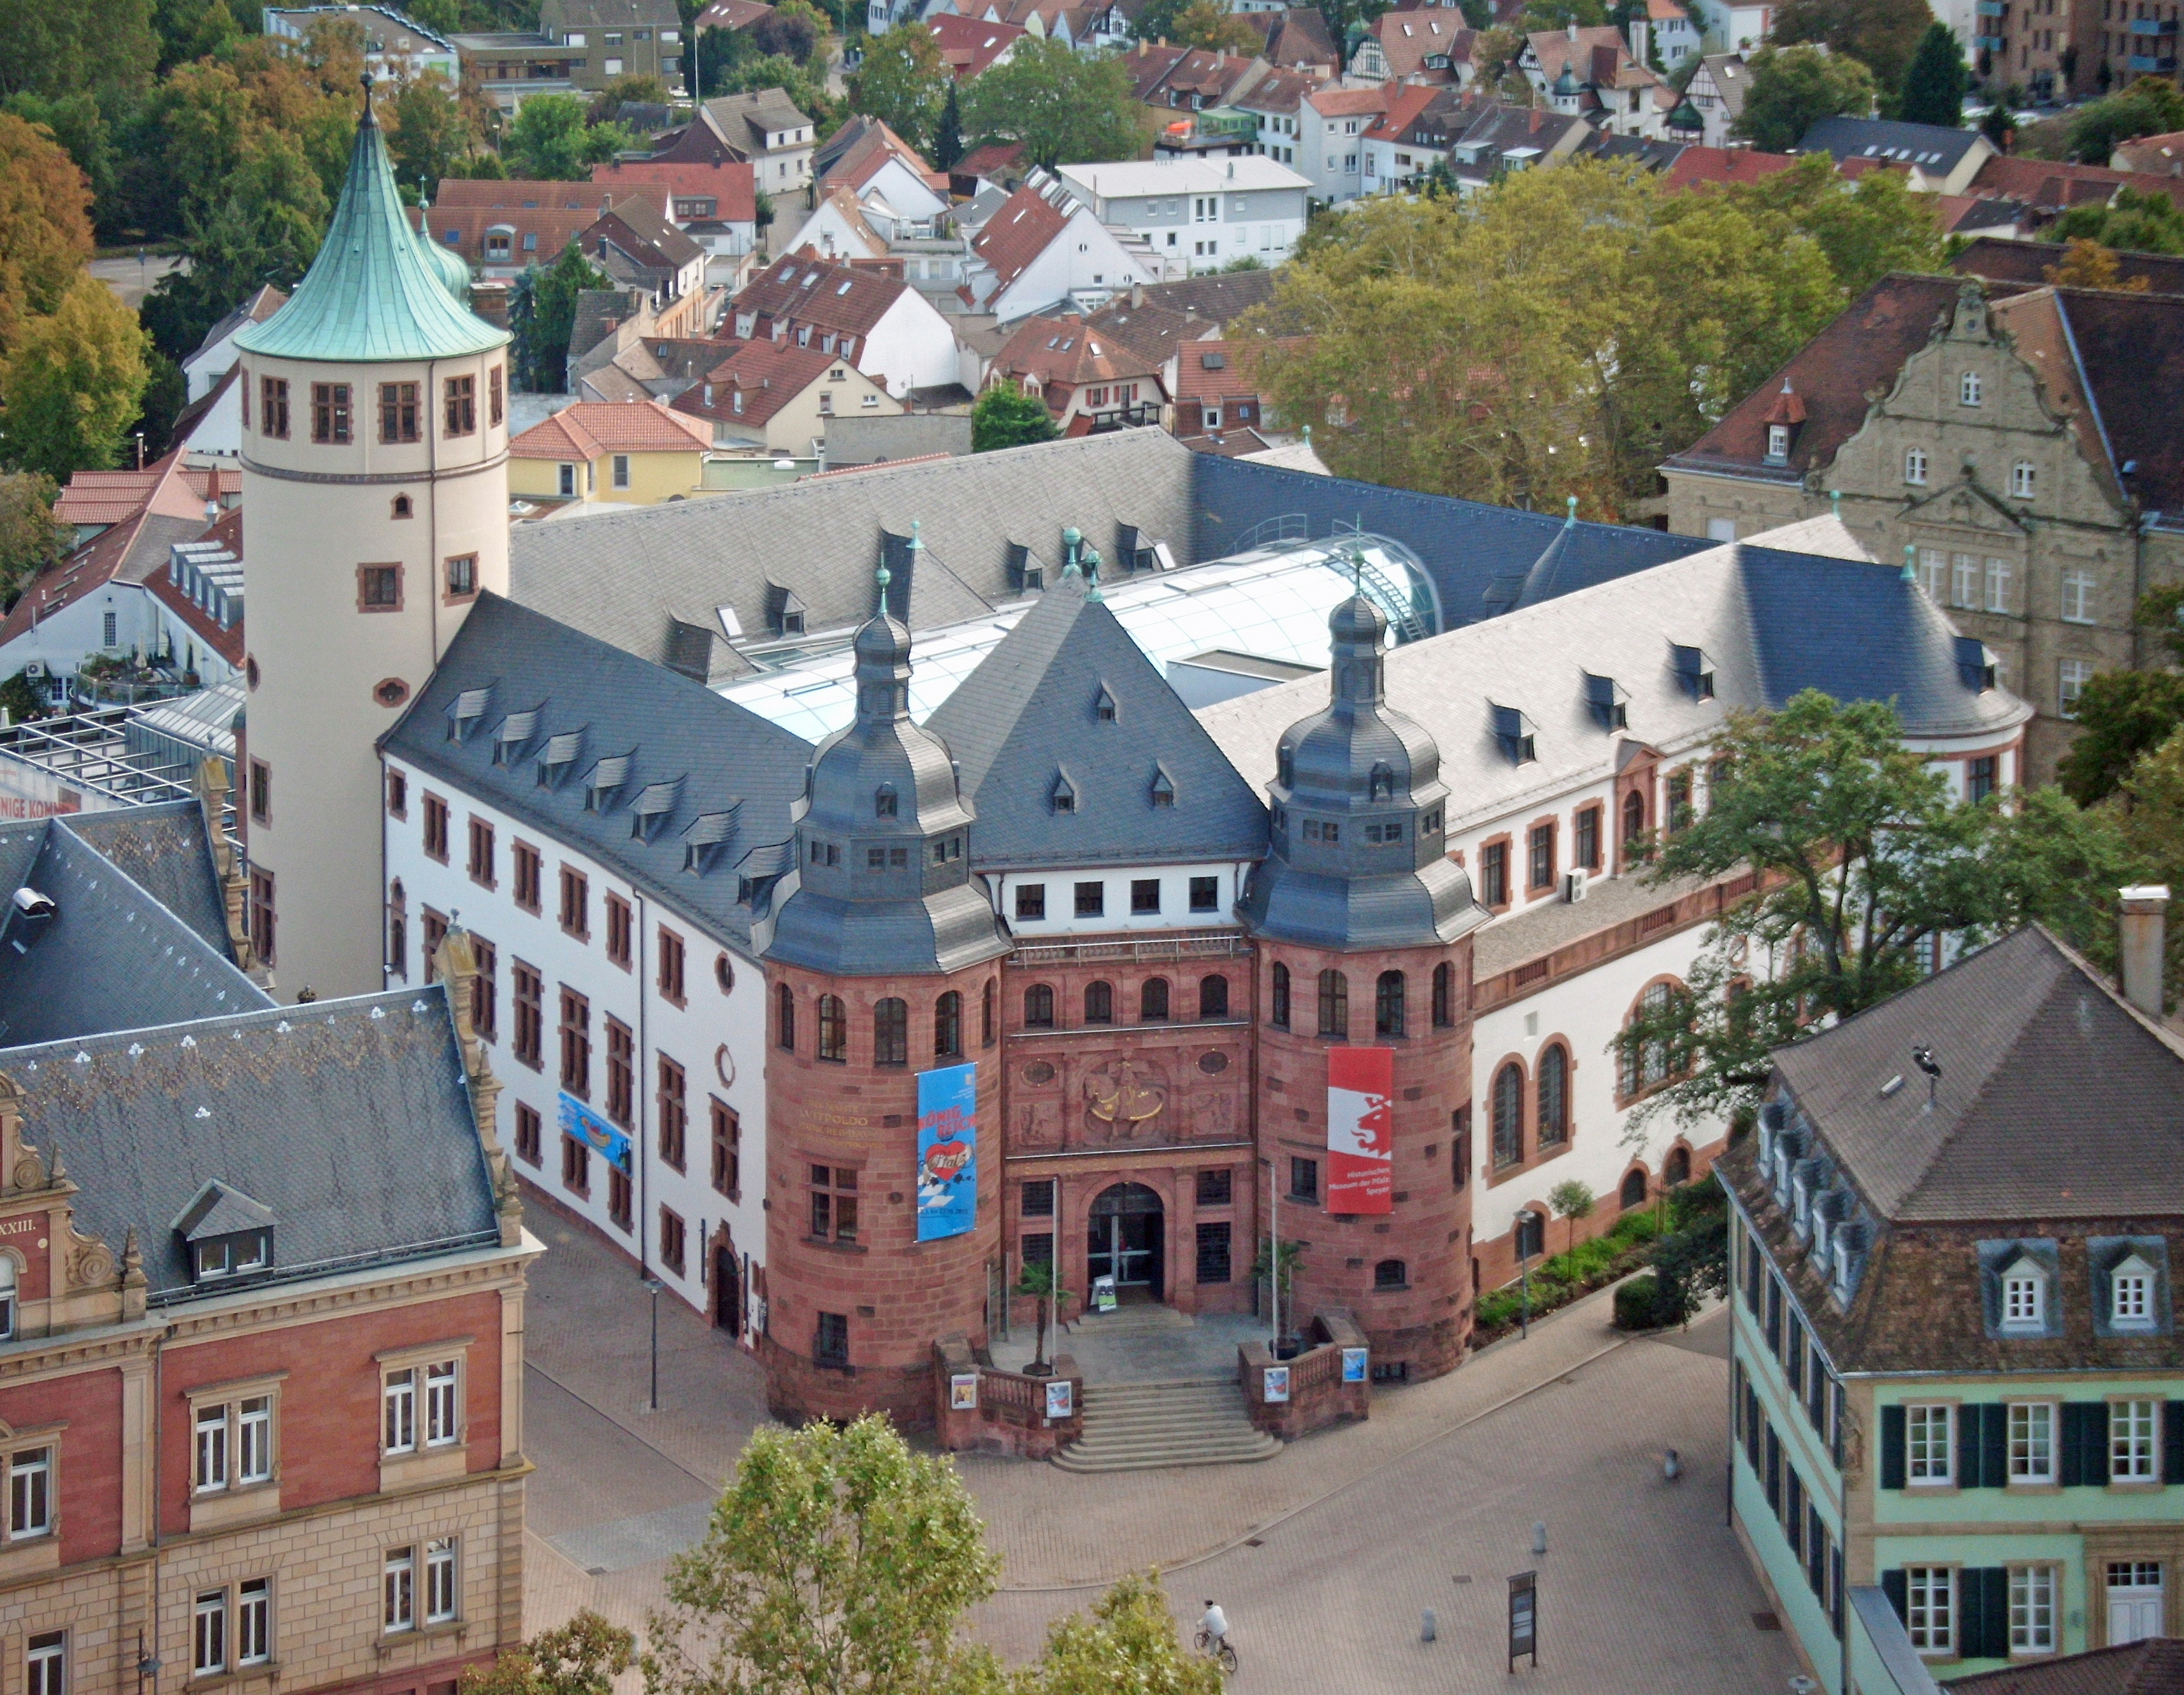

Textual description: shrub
[1474,1288,1525,1332]
[1615,1274,1665,1331]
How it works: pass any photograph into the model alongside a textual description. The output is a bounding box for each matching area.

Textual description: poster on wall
[1263,1365,1291,1404]
[1044,1378,1074,1420]
[559,1092,631,1173]
[1326,1046,1393,1213]
[1341,1346,1369,1383]
[916,1062,979,1241]
[950,1373,979,1411]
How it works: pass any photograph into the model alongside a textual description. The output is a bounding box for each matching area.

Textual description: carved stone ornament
[11,1151,45,1192]
[1083,1059,1167,1140]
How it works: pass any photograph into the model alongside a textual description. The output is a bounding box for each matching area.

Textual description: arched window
[1621,790,1646,864]
[1198,974,1228,1018]
[1491,1062,1523,1167]
[391,493,412,519]
[1664,1146,1692,1187]
[1140,977,1170,1021]
[1620,981,1679,1096]
[1270,962,1291,1028]
[1084,980,1114,1024]
[1536,1045,1569,1148]
[934,991,962,1058]
[1432,962,1453,1028]
[776,983,796,1052]
[1369,760,1395,801]
[981,978,996,1047]
[874,784,897,818]
[1374,1258,1407,1289]
[816,994,846,1062]
[1317,969,1347,1039]
[873,997,908,1067]
[1620,1168,1648,1210]
[1375,970,1405,1037]
[1024,983,1055,1028]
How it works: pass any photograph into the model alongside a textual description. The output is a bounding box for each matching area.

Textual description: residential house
[695,0,775,27]
[814,117,951,222]
[1630,0,1702,67]
[1169,338,1277,438]
[2113,130,2184,176]
[1681,52,1749,148]
[264,4,459,79]
[415,182,604,280]
[148,508,248,686]
[1683,0,1771,52]
[978,0,1132,51]
[536,0,685,89]
[951,141,1028,197]
[508,398,714,504]
[1087,268,1282,356]
[1361,85,1465,192]
[448,29,582,109]
[1721,912,2184,1693]
[1793,117,1998,196]
[653,90,815,196]
[591,157,760,277]
[1660,274,2184,781]
[959,177,1162,317]
[1348,10,1476,86]
[928,12,1026,77]
[730,251,963,394]
[1447,102,1593,192]
[1523,24,1671,141]
[169,366,248,461]
[1243,8,1340,77]
[1659,140,1799,191]
[1954,234,2184,296]
[672,340,902,454]
[1055,157,1310,275]
[1233,68,1317,168]
[1126,41,1272,112]
[1293,85,1390,202]
[1960,152,2184,235]
[182,285,288,404]
[583,198,712,307]
[984,314,1165,435]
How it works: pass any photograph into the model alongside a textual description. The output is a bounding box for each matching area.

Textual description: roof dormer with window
[1979,1239,2061,1339]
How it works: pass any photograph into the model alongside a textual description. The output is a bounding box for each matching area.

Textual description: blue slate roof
[380,593,814,955]
[64,801,235,962]
[7,985,500,1302]
[922,568,1268,869]
[1793,115,1987,177]
[1188,454,1706,628]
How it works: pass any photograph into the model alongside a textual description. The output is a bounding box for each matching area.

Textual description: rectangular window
[446,552,478,599]
[605,893,632,967]
[1906,1567,1952,1654]
[1953,553,1979,609]
[249,868,275,965]
[2111,1398,2159,1480]
[1527,822,1554,890]
[612,454,630,489]
[1966,756,1997,805]
[513,842,542,912]
[1131,877,1161,914]
[1984,556,2011,614]
[1907,1403,1953,1485]
[2009,1401,2055,1483]
[1014,883,1046,921]
[1196,1220,1232,1283]
[658,926,686,1002]
[237,1396,271,1483]
[608,1165,632,1231]
[2062,570,2096,624]
[606,1018,634,1126]
[815,1311,849,1368]
[658,1056,687,1169]
[2009,1564,2055,1653]
[710,1099,739,1197]
[560,866,589,937]
[1196,1167,1232,1206]
[420,1536,459,1620]
[1189,875,1219,911]
[470,935,496,1041]
[1479,840,1507,907]
[515,1101,542,1164]
[359,563,403,610]
[383,1369,417,1454]
[311,382,351,444]
[380,381,420,444]
[387,768,408,818]
[513,963,543,1069]
[1574,805,1600,870]
[1074,881,1105,918]
[419,1360,460,1447]
[1290,1155,1319,1203]
[237,1578,271,1666]
[468,816,495,885]
[559,988,591,1096]
[659,1206,687,1276]
[489,364,503,427]
[195,1403,228,1492]
[445,374,477,437]
[261,377,290,438]
[810,1164,859,1244]
[422,793,449,860]
[195,1589,227,1675]
[248,758,271,826]
[562,1130,590,1194]
[7,1446,50,1538]
[1022,1178,1056,1216]
[2060,658,2094,716]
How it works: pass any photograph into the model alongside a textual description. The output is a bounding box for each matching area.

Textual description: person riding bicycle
[1199,1601,1229,1652]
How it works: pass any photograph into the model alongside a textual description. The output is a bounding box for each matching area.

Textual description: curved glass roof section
[718,533,1436,743]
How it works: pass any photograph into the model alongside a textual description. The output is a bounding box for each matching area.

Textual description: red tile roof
[927,13,1026,79]
[433,179,605,210]
[735,251,913,338]
[4,451,225,644]
[693,0,773,27]
[971,184,1070,291]
[509,400,713,459]
[1370,10,1473,81]
[991,315,1163,389]
[590,158,756,223]
[954,140,1026,180]
[412,203,601,266]
[1307,85,1390,115]
[1659,144,1800,191]
[1172,338,1273,403]
[1969,152,2184,214]
[1363,83,1446,141]
[669,338,839,428]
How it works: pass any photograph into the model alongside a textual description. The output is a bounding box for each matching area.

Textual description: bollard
[1531,1520,1548,1556]
[1421,1608,1436,1643]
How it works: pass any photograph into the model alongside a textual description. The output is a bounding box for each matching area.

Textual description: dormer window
[875,784,897,818]
[584,754,631,812]
[1150,766,1175,808]
[1052,772,1077,814]
[537,731,584,790]
[1369,761,1395,801]
[1672,644,1715,700]
[1583,672,1628,731]
[176,1179,276,1285]
[2111,1254,2157,1331]
[1490,703,1536,765]
[1095,684,1117,723]
[1277,745,1295,788]
[1765,424,1790,465]
[2002,1264,2045,1331]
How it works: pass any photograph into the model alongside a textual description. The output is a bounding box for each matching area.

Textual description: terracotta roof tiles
[509,399,712,459]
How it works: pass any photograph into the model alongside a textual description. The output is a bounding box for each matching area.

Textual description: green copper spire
[237,80,505,364]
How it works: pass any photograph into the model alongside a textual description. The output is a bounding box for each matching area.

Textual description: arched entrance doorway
[1088,1182,1164,1301]
[714,1240,742,1337]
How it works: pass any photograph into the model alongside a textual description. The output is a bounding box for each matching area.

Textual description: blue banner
[559,1092,631,1174]
[916,1062,977,1241]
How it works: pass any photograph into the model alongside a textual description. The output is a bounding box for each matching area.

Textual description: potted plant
[1252,1236,1305,1357]
[1014,1259,1070,1377]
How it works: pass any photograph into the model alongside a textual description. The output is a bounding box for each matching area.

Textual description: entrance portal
[1088,1183,1164,1301]
[714,1244,742,1336]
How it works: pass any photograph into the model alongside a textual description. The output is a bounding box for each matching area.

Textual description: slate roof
[1794,115,1986,175]
[1771,927,2184,1225]
[0,817,267,1049]
[63,801,234,961]
[2010,285,2184,519]
[185,284,289,368]
[5,984,499,1305]
[923,569,1267,869]
[236,92,505,363]
[379,593,813,953]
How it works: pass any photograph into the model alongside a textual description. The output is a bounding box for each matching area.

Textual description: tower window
[1375,969,1405,1037]
[357,564,402,611]
[1270,961,1290,1027]
[444,375,477,438]
[311,382,351,444]
[1432,962,1453,1027]
[873,997,908,1066]
[391,494,412,519]
[816,993,847,1061]
[489,364,504,428]
[1084,981,1114,1024]
[1140,977,1169,1021]
[1317,969,1347,1039]
[934,990,963,1058]
[1024,983,1054,1027]
[380,381,419,444]
[445,554,477,600]
[261,377,290,438]
[1199,974,1228,1018]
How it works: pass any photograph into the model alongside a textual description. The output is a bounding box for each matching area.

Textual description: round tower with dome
[233,81,511,999]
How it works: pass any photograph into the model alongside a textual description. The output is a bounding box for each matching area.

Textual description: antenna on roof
[1911,1043,1941,1111]
[1901,544,1918,585]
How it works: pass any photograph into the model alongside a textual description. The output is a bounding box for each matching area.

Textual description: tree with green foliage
[1646,1181,1728,1328]
[1726,148,1943,298]
[1012,1257,1069,1373]
[961,38,1144,171]
[933,78,963,170]
[1894,21,1967,126]
[2054,588,2184,805]
[849,24,949,154]
[0,112,94,353]
[1771,0,1923,90]
[1025,1573,1223,1695]
[1616,691,2137,1131]
[1732,43,1876,151]
[507,94,633,178]
[705,54,840,133]
[0,273,151,480]
[643,1415,1003,1695]
[509,242,608,392]
[0,0,159,106]
[0,472,66,610]
[2114,725,2184,1006]
[970,384,1060,452]
[1,93,120,240]
[462,1612,635,1695]
[140,136,329,364]
[2053,184,2184,256]
[1979,100,2018,149]
[1170,0,1262,52]
[1547,1179,1595,1259]
[2060,75,2184,164]
[389,71,477,201]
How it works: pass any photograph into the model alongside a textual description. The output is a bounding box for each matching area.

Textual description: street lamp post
[1261,1156,1280,1352]
[643,1276,664,1411]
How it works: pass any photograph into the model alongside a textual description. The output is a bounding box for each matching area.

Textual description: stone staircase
[1051,1378,1282,1473]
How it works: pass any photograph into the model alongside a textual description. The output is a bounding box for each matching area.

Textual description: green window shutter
[2060,1402,2100,1487]
[1963,1567,2010,1660]
[1880,1404,1906,1489]
[1881,1567,1907,1621]
[1975,1403,2009,1489]
[2166,1403,2184,1485]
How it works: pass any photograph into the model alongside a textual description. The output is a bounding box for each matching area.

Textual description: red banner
[1326,1047,1393,1214]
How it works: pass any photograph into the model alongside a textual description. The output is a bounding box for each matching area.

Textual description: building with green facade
[1720,921,2184,1692]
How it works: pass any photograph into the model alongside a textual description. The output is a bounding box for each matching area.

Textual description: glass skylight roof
[717,534,1437,742]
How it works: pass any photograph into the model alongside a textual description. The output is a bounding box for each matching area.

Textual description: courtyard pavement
[521,1218,1805,1693]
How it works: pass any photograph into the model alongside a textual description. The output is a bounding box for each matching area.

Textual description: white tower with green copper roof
[234,80,511,999]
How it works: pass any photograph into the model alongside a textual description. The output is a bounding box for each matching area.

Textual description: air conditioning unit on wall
[1563,869,1588,903]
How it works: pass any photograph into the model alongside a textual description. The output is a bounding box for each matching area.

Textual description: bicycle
[1193,1628,1239,1675]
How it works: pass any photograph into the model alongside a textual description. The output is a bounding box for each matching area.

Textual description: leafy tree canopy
[463,1611,634,1695]
[1170,0,1262,54]
[2052,184,2184,257]
[1893,20,1967,126]
[0,273,152,480]
[0,112,94,354]
[0,0,159,105]
[509,242,608,392]
[1770,0,1923,90]
[389,72,482,202]
[960,38,1144,171]
[849,24,949,155]
[2058,75,2184,164]
[0,471,66,610]
[2043,235,2155,289]
[2054,587,2184,805]
[1731,43,1876,152]
[971,384,1060,452]
[506,92,633,178]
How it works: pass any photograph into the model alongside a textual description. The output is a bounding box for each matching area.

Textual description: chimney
[2120,885,2171,1018]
